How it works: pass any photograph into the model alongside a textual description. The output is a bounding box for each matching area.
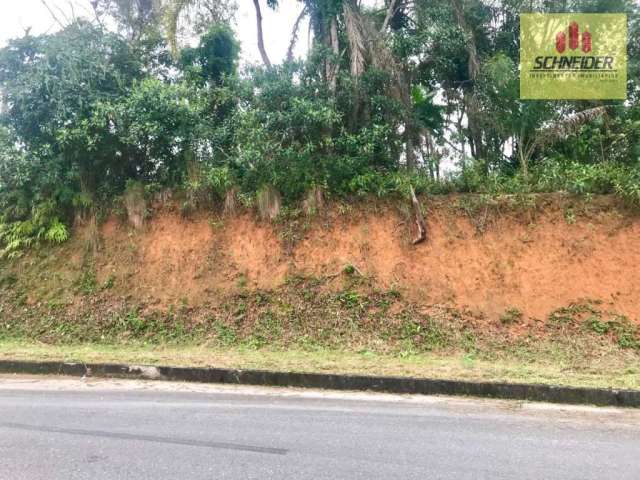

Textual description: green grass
[0,340,638,390]
[1,263,639,392]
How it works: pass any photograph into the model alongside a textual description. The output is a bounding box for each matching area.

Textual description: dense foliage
[0,0,639,255]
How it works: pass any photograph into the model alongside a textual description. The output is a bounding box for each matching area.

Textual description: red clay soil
[91,195,640,323]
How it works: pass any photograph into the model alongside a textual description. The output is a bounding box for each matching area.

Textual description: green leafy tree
[180,24,240,85]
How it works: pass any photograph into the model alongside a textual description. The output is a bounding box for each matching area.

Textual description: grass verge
[0,340,638,391]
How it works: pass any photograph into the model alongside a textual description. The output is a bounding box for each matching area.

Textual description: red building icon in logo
[556,21,592,53]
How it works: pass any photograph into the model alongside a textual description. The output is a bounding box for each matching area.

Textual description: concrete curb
[0,359,638,407]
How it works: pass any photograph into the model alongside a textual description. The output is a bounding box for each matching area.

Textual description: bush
[0,202,69,258]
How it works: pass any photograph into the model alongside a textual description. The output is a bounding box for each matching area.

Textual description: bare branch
[381,0,399,33]
[40,0,67,29]
[89,0,106,29]
[286,6,307,62]
[54,2,71,24]
[68,1,76,22]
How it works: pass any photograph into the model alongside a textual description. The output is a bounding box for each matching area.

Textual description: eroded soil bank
[1,194,639,365]
[84,194,640,322]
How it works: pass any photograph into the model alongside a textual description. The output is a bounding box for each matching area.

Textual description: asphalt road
[1,376,639,480]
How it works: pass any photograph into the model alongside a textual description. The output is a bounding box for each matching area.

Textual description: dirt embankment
[9,194,640,324]
[77,194,638,323]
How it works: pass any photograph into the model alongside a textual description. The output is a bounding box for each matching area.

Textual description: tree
[0,22,142,198]
[0,21,200,236]
[180,24,240,85]
[163,0,263,61]
[91,0,163,42]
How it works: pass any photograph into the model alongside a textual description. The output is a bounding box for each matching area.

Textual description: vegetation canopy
[1,0,640,254]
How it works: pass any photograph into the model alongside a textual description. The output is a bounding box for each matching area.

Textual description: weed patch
[500,308,523,325]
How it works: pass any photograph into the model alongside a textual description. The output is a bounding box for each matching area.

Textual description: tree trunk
[405,130,416,170]
[287,7,307,62]
[343,1,366,79]
[452,0,484,163]
[381,0,399,32]
[518,147,529,180]
[252,0,271,68]
[327,16,339,92]
[423,130,440,180]
[457,107,467,170]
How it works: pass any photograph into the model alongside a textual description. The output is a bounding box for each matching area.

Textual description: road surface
[0,375,639,479]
